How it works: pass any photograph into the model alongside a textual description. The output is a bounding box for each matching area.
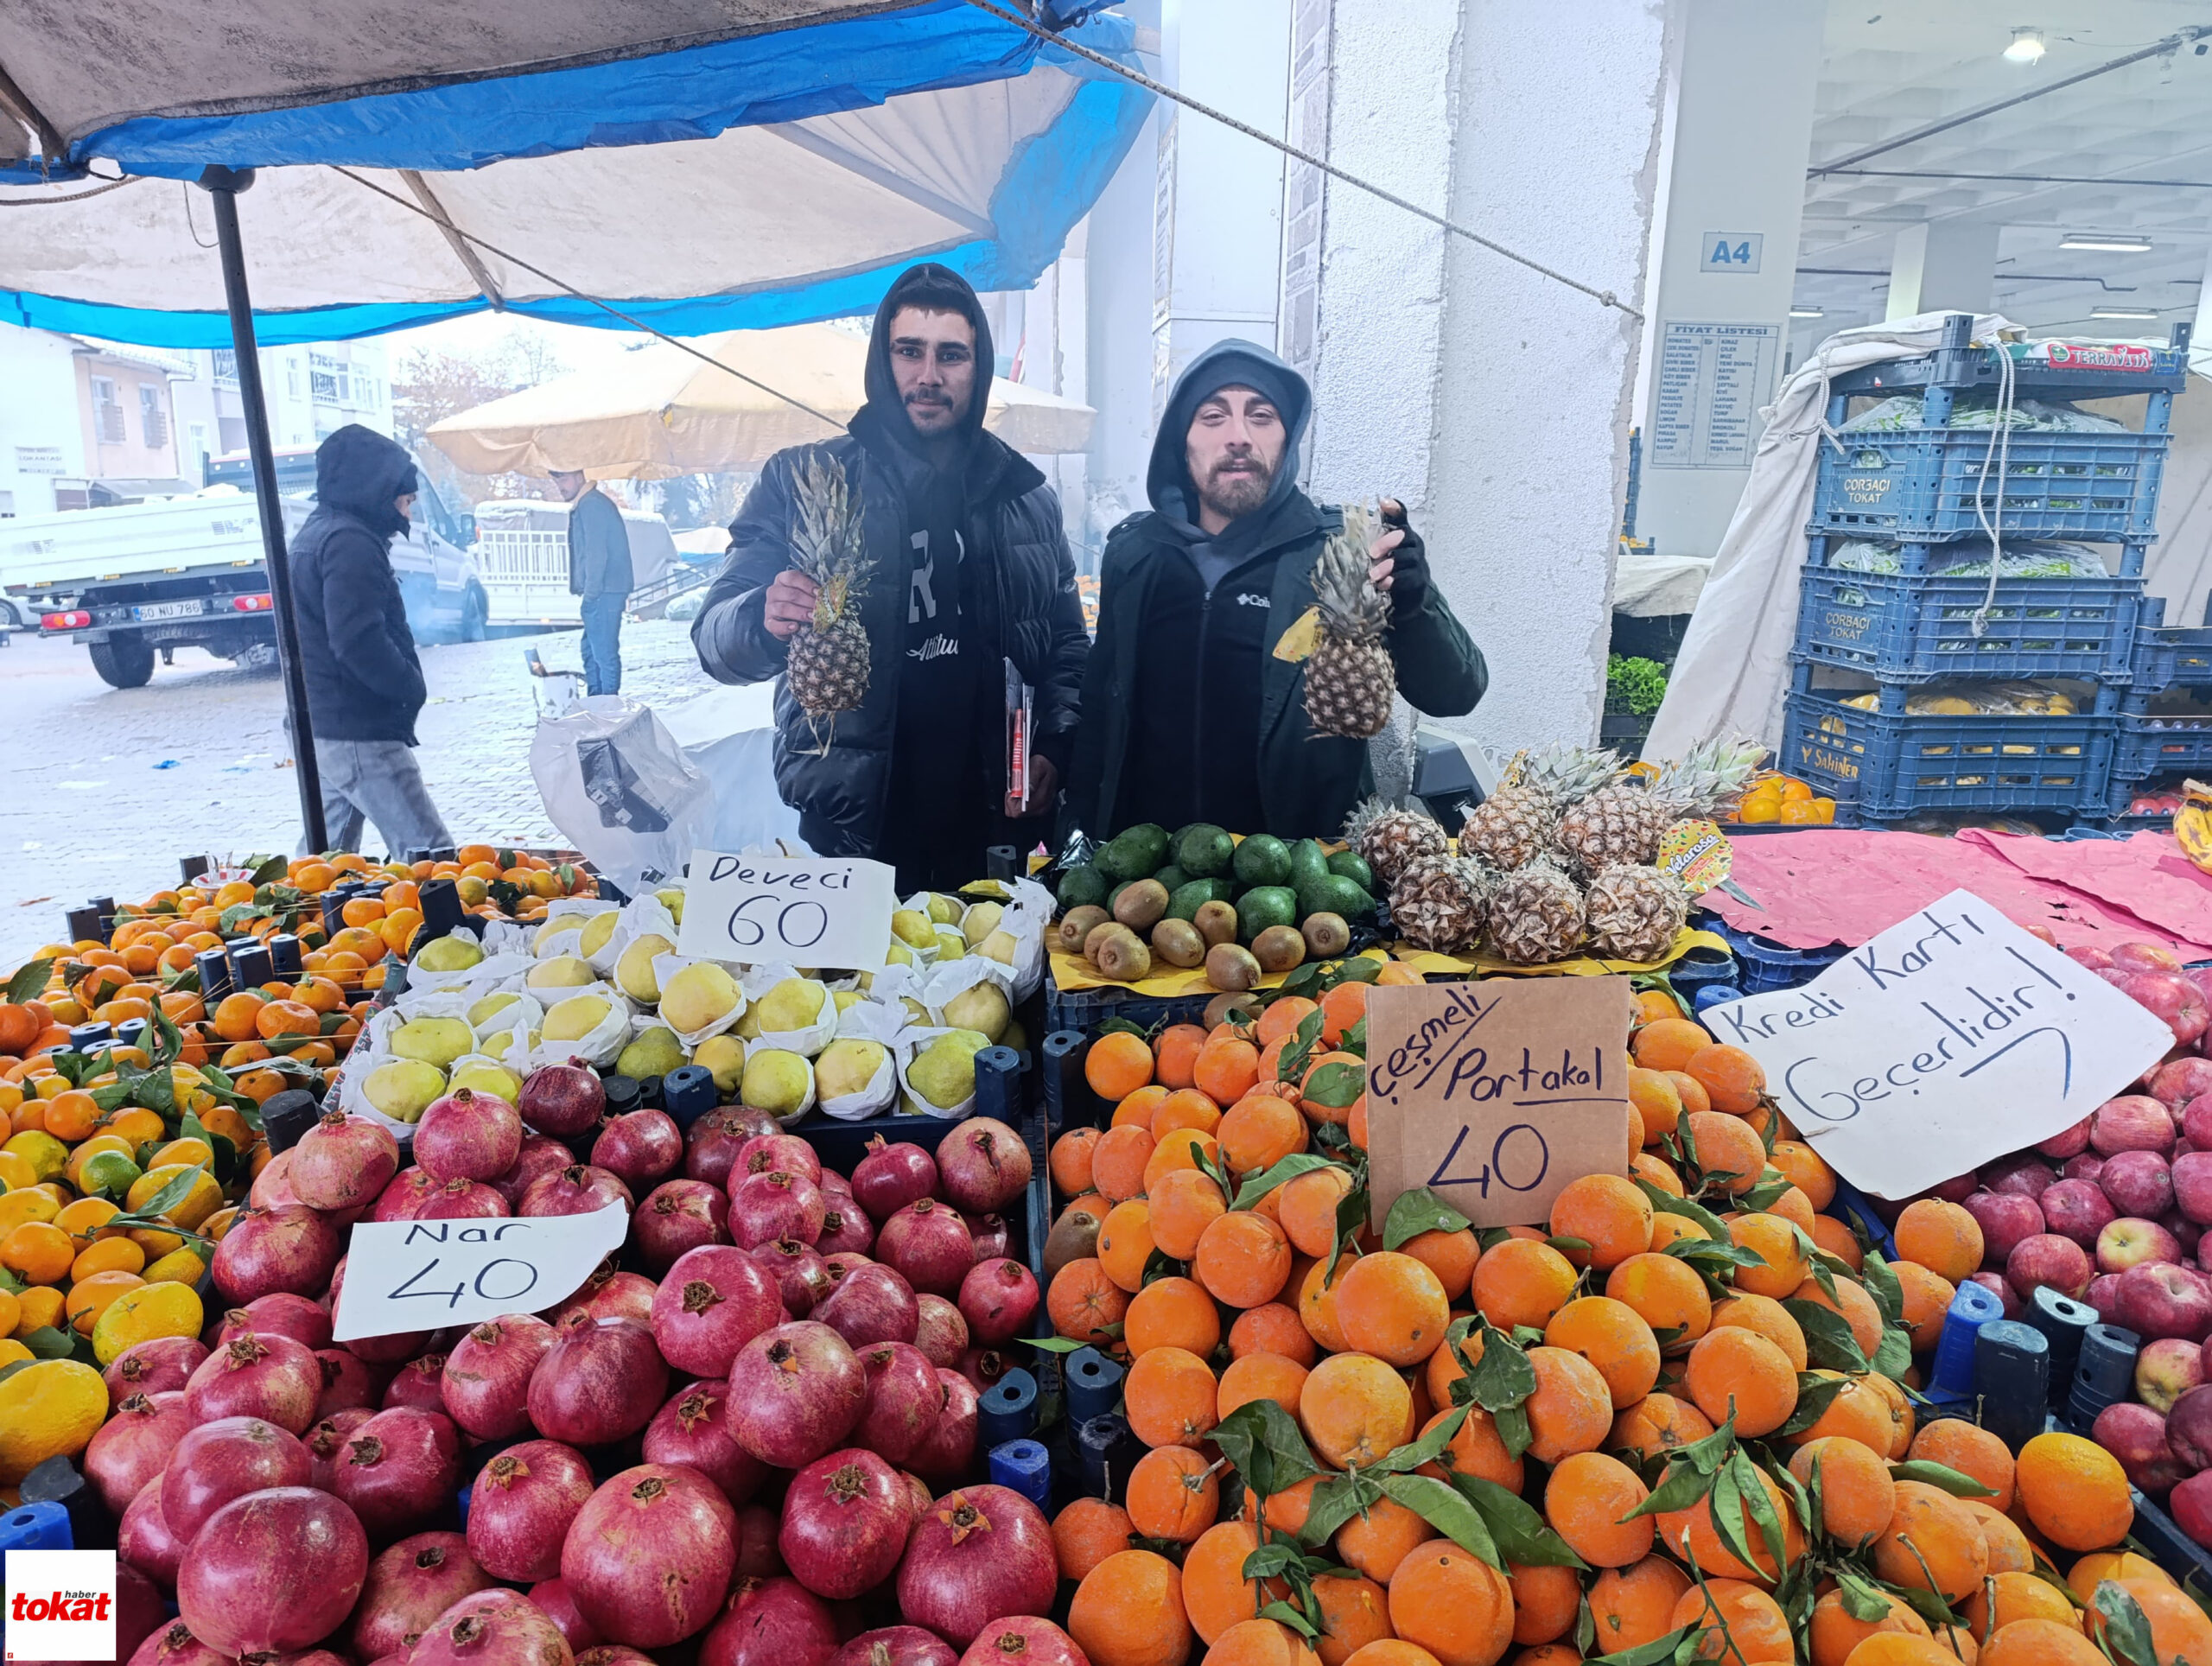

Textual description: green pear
[756,976,828,1033]
[815,1037,890,1101]
[543,994,613,1042]
[933,929,967,962]
[892,909,938,951]
[734,1003,762,1040]
[833,989,863,1014]
[391,1016,474,1068]
[578,912,620,958]
[467,991,520,1029]
[618,1025,687,1078]
[978,930,1019,966]
[941,980,1010,1042]
[926,893,964,925]
[1001,1018,1028,1053]
[907,1029,990,1110]
[961,902,1004,948]
[616,933,675,1003]
[694,1033,746,1094]
[526,955,596,989]
[661,962,741,1033]
[656,887,687,925]
[450,1059,522,1102]
[741,1049,812,1118]
[900,996,932,1026]
[363,1059,445,1122]
[415,935,484,973]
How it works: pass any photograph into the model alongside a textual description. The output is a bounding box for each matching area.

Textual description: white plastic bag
[530,896,620,962]
[816,1000,903,1122]
[530,696,718,899]
[599,893,682,985]
[529,979,633,1069]
[649,952,749,1048]
[741,962,841,1059]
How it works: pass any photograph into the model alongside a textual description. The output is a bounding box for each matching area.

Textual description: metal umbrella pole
[198,165,327,854]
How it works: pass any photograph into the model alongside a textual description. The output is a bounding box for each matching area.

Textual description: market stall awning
[0,3,1148,346]
[427,321,1093,478]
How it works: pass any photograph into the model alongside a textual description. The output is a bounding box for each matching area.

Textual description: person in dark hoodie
[1065,340,1485,841]
[691,264,1088,890]
[289,423,453,857]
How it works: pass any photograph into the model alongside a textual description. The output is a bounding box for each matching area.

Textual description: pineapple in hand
[783,452,874,747]
[1303,503,1395,739]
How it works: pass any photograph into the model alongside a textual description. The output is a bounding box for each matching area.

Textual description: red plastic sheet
[1700,829,2212,957]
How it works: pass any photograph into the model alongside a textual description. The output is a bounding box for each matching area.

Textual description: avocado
[1154,864,1189,895]
[1166,879,1238,921]
[1232,833,1293,888]
[1236,886,1299,943]
[1305,874,1376,920]
[1097,823,1171,881]
[1057,862,1109,911]
[1176,823,1236,879]
[1326,849,1376,893]
[1287,839,1332,895]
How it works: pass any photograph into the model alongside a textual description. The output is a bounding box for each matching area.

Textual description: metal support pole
[199,165,327,853]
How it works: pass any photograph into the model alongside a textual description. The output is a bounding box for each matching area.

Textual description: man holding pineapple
[691,264,1089,889]
[1065,340,1485,841]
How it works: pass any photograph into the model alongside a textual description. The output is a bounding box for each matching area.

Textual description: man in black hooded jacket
[691,264,1088,890]
[289,424,453,857]
[1065,340,1485,841]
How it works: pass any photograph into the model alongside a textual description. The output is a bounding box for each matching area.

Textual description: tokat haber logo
[4,1550,117,1662]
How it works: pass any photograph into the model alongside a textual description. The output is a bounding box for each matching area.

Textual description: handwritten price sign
[677,851,897,971]
[1363,977,1635,1228]
[331,1205,629,1341]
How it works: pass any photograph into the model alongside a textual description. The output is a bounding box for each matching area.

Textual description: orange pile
[1045,981,2157,1666]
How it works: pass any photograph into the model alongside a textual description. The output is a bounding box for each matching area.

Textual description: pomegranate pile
[98,1063,1058,1666]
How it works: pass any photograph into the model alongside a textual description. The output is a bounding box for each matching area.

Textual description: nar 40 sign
[1696,891,2171,1199]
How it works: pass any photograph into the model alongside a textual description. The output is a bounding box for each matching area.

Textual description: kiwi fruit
[1084,920,1133,964]
[1113,877,1171,932]
[1205,942,1262,992]
[1096,932,1153,982]
[1058,906,1109,954]
[1302,911,1351,958]
[1192,900,1240,948]
[1151,917,1207,970]
[1252,925,1307,975]
[1044,1208,1102,1281]
[1203,991,1262,1031]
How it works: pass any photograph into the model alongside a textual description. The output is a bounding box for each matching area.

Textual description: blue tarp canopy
[0,0,1147,345]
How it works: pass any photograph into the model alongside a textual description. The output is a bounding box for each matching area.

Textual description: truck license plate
[132,600,204,620]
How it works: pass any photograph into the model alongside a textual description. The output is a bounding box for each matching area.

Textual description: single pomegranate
[522,1163,634,1218]
[967,1214,1012,1263]
[816,1204,875,1258]
[836,1628,962,1666]
[408,1588,576,1666]
[118,1484,188,1590]
[937,1119,1030,1214]
[307,1408,377,1491]
[382,1351,450,1413]
[900,1469,935,1516]
[105,1335,207,1400]
[908,1370,979,1484]
[752,1237,834,1314]
[958,1347,1014,1393]
[699,1576,840,1666]
[291,1111,402,1211]
[687,1110,772,1191]
[529,1579,604,1651]
[314,1346,385,1417]
[212,1205,345,1305]
[815,1262,920,1349]
[327,1256,432,1364]
[467,1439,598,1583]
[650,1243,787,1376]
[348,1532,496,1661]
[735,1502,785,1578]
[114,1565,164,1666]
[518,1059,607,1137]
[493,1132,579,1210]
[84,1390,193,1515]
[877,1200,976,1298]
[250,1146,305,1210]
[563,1464,738,1648]
[176,1486,370,1658]
[728,1320,868,1468]
[183,1330,321,1432]
[740,1133,823,1186]
[372,1167,441,1222]
[731,1167,830,1249]
[332,1405,461,1541]
[416,1087,526,1182]
[852,1138,938,1223]
[549,1262,658,1332]
[416,1177,512,1218]
[161,1407,311,1540]
[127,1622,228,1666]
[896,1485,1058,1648]
[442,1314,558,1440]
[643,1379,769,1504]
[819,1167,853,1198]
[528,1317,667,1447]
[213,1291,335,1352]
[912,1294,969,1368]
[632,1178,732,1272]
[851,1342,940,1466]
[593,1109,684,1191]
[778,1447,913,1599]
[958,1258,1039,1345]
[577,1649,657,1666]
[826,1250,874,1279]
[959,1618,1087,1666]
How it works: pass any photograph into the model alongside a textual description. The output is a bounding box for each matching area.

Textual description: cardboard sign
[1700,889,2173,1199]
[332,1205,629,1341]
[677,850,897,971]
[1365,977,1635,1229]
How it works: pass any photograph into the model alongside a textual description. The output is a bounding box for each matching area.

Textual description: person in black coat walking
[290,424,453,858]
[553,467,633,695]
[691,264,1088,891]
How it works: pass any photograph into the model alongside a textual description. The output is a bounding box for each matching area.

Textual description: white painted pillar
[1885,220,2000,321]
[1295,0,1671,756]
[1634,0,1825,563]
[2186,241,2212,379]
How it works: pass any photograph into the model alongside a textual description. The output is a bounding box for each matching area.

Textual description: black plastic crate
[1044,982,1216,1035]
[1794,566,2146,684]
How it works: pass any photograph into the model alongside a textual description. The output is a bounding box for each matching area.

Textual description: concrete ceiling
[1794,0,2212,342]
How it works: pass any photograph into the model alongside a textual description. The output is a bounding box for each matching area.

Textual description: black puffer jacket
[690,266,1088,858]
[291,425,426,745]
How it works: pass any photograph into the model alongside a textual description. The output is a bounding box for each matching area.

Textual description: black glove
[1381,507,1429,612]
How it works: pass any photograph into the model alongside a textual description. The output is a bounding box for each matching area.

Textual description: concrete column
[1079,11,1161,558]
[1634,0,1825,563]
[1299,0,1671,756]
[1885,220,2000,321]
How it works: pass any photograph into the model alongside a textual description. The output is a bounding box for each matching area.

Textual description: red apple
[2101,1150,2176,1219]
[2183,1097,2212,1151]
[2094,1401,2190,1495]
[2006,1232,2094,1304]
[2094,1096,2178,1156]
[2174,1153,2212,1228]
[1968,1270,2024,1319]
[2039,1117,2095,1160]
[1982,1154,2058,1199]
[2169,1470,2212,1547]
[2022,925,2060,947]
[1963,1190,2045,1269]
[2152,1059,2212,1111]
[2099,1217,2183,1275]
[2115,942,2187,975]
[2164,1211,2206,1259]
[2068,946,2116,971]
[2113,1260,2212,1342]
[2064,1154,2107,1186]
[2127,971,2209,1049]
[2166,1384,2212,1472]
[2138,1336,2209,1414]
[2087,1271,2123,1315]
[2039,1178,2117,1248]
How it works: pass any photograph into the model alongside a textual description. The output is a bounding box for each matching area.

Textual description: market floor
[0,620,725,970]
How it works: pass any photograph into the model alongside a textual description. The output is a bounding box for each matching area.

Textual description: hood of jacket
[855,262,995,451]
[1146,338,1313,533]
[315,424,417,541]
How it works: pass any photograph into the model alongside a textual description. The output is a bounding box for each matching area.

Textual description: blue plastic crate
[1812,427,2169,543]
[1698,915,1847,995]
[1781,688,2113,823]
[1795,567,2145,684]
[2113,712,2212,779]
[2132,626,2212,690]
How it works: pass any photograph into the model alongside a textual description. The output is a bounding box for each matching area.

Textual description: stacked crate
[1777,313,2187,827]
[2102,602,2212,825]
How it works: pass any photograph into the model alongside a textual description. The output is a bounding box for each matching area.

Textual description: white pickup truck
[1,446,488,688]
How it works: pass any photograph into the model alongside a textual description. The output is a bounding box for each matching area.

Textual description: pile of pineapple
[1346,736,1764,966]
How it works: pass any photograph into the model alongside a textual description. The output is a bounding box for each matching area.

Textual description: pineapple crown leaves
[1648,734,1768,816]
[788,452,873,626]
[1341,795,1442,847]
[1311,503,1388,640]
[1513,742,1628,806]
